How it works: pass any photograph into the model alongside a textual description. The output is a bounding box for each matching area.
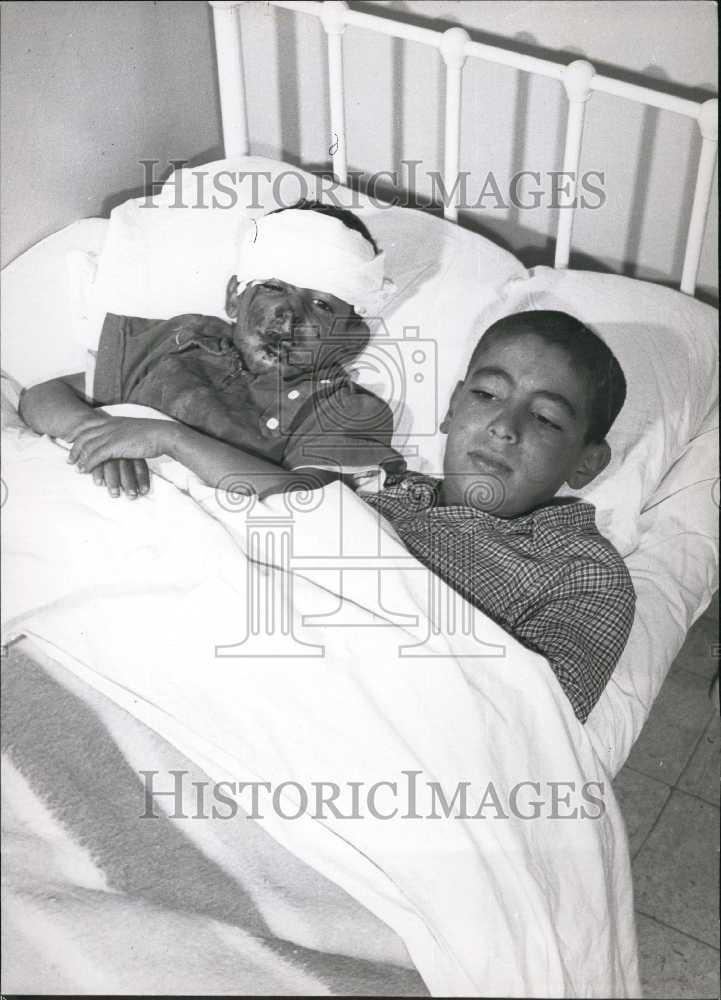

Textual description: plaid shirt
[364,474,636,723]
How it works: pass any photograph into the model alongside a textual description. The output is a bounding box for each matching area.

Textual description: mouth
[257,350,311,376]
[256,333,290,363]
[467,450,512,476]
[261,337,317,368]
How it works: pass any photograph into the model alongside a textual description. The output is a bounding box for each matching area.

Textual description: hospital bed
[1,2,718,995]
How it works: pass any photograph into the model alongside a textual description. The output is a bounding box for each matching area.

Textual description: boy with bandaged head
[20,201,406,497]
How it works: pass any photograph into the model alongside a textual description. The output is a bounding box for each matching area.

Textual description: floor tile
[633,790,720,947]
[705,590,719,622]
[636,912,720,1000]
[613,766,671,857]
[677,713,720,807]
[674,604,721,681]
[625,666,716,785]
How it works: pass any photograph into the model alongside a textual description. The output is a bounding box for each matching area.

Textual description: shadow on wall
[267,0,716,302]
[620,65,706,290]
[99,144,225,218]
[351,0,716,104]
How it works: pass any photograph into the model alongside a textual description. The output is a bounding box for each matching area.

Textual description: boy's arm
[283,387,406,492]
[19,374,151,498]
[513,566,636,724]
[20,314,186,436]
[68,416,344,499]
[19,373,101,438]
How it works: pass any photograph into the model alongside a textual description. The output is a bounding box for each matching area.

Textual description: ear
[225,275,240,319]
[566,440,611,489]
[439,381,464,434]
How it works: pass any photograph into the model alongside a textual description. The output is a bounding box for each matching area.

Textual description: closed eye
[472,389,496,400]
[533,412,562,430]
[260,281,284,292]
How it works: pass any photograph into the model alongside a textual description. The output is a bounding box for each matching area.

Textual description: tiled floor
[613,592,720,999]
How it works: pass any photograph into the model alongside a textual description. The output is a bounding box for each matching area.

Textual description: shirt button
[266,417,279,430]
[287,389,300,400]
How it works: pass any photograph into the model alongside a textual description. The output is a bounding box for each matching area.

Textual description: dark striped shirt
[93,313,403,473]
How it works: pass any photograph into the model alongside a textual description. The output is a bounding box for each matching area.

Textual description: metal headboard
[209,0,717,296]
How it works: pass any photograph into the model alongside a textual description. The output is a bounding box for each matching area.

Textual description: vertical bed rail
[320,1,349,185]
[440,28,470,224]
[554,61,595,270]
[209,0,717,297]
[681,101,718,295]
[209,1,249,157]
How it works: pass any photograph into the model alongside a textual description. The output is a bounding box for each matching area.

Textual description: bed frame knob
[562,59,596,102]
[320,0,348,36]
[440,26,470,68]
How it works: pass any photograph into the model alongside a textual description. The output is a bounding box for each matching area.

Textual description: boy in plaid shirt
[365,310,636,723]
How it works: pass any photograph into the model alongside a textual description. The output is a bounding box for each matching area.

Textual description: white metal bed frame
[209,0,718,295]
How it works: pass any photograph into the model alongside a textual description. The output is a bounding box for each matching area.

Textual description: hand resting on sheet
[67,414,342,501]
[18,372,154,499]
[19,372,349,501]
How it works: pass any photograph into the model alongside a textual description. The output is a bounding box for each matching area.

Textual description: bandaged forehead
[236,209,390,316]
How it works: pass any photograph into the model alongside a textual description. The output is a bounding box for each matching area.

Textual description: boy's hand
[67,417,177,475]
[91,459,150,500]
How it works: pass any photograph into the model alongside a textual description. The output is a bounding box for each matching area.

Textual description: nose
[487,405,520,444]
[273,291,312,333]
[272,306,295,336]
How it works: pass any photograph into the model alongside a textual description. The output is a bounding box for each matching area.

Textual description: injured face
[226,275,369,376]
[226,206,389,376]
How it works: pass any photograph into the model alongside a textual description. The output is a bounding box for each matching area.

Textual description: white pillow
[349,209,529,470]
[587,409,719,775]
[0,219,108,386]
[86,156,527,464]
[474,267,719,555]
[88,154,484,326]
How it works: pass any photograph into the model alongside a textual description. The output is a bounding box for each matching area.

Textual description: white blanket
[2,416,640,997]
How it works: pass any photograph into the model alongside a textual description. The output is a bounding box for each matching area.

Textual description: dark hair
[268,199,379,254]
[472,310,627,443]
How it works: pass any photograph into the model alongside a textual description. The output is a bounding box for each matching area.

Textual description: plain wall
[238,0,718,302]
[1,0,223,267]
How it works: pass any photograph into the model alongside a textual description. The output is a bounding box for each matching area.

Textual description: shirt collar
[392,474,596,531]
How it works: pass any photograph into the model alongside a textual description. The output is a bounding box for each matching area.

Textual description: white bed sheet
[2,419,640,997]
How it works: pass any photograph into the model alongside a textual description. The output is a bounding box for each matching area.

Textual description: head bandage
[236,209,393,316]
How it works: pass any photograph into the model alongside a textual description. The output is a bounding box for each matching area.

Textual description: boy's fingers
[74,438,108,473]
[92,465,105,487]
[86,446,113,473]
[103,460,121,498]
[68,426,109,464]
[118,459,139,499]
[66,415,111,441]
[133,459,151,495]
